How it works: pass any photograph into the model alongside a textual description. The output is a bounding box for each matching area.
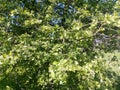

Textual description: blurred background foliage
[0,0,120,89]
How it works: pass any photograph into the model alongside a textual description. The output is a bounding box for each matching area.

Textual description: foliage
[0,0,120,89]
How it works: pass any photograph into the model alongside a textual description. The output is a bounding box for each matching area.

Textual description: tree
[0,0,120,89]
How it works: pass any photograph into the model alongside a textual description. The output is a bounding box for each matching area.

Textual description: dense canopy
[0,0,120,89]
